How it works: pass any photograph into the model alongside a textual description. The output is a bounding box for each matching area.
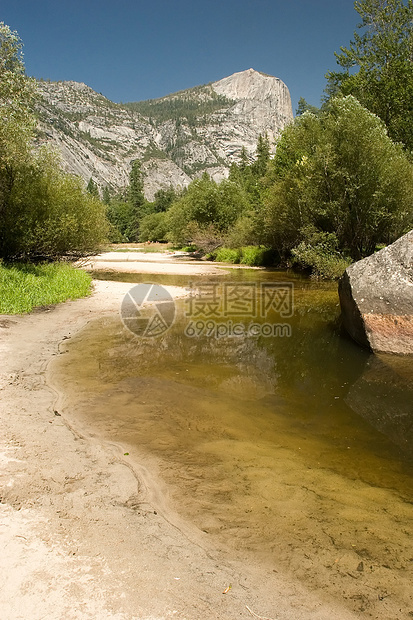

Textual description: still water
[54,270,413,617]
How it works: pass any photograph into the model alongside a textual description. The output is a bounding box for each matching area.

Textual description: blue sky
[2,0,359,113]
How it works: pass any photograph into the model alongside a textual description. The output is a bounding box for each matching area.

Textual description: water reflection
[346,355,413,458]
[53,272,413,618]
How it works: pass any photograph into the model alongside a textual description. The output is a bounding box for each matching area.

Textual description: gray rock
[339,230,413,354]
[35,69,293,199]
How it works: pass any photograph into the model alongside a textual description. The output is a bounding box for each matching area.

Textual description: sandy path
[0,277,358,619]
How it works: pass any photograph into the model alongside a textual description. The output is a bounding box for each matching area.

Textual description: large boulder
[339,230,413,354]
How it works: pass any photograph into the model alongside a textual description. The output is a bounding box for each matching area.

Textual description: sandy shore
[80,251,230,276]
[0,271,358,619]
[79,250,262,276]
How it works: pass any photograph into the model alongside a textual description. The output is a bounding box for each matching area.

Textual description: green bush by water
[291,227,352,279]
[214,247,241,263]
[239,246,274,266]
[0,262,92,314]
[213,246,274,266]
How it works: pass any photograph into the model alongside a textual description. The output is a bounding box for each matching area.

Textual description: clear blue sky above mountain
[2,0,359,113]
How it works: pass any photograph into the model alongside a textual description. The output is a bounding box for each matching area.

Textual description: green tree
[139,212,168,242]
[252,133,271,178]
[0,22,37,238]
[86,177,100,198]
[228,136,271,210]
[128,159,145,209]
[296,97,320,116]
[126,159,146,239]
[166,174,250,247]
[325,0,413,150]
[102,185,111,205]
[106,196,137,242]
[152,187,177,212]
[3,147,108,258]
[0,23,108,259]
[263,97,413,260]
[239,146,250,171]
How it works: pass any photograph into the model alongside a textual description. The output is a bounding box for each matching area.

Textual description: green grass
[213,246,275,267]
[0,262,92,314]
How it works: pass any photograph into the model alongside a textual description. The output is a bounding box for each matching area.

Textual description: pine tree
[127,160,146,240]
[252,133,270,178]
[296,97,320,116]
[325,0,413,149]
[86,177,99,198]
[128,160,145,209]
[102,185,111,205]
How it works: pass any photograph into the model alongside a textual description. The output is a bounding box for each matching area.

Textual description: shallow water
[54,271,413,617]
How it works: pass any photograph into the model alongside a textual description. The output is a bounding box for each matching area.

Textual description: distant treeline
[123,85,233,125]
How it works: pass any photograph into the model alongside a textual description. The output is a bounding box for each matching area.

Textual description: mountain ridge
[36,68,293,200]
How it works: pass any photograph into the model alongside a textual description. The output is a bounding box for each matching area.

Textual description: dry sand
[80,251,230,276]
[0,258,359,619]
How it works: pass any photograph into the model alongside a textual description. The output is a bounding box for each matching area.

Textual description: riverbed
[51,267,413,619]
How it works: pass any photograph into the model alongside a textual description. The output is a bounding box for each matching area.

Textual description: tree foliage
[128,159,145,209]
[105,160,148,242]
[325,0,413,150]
[251,133,271,177]
[296,97,320,116]
[0,22,108,259]
[0,23,37,223]
[291,225,351,279]
[152,187,177,212]
[123,85,233,126]
[139,212,168,242]
[86,177,100,198]
[262,97,413,260]
[166,173,250,246]
[2,148,108,258]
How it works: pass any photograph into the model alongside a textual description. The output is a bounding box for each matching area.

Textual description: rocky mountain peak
[212,68,287,105]
[36,69,293,200]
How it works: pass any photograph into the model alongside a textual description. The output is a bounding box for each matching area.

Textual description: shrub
[1,148,108,259]
[214,247,241,263]
[180,245,198,252]
[139,212,168,242]
[291,226,352,279]
[240,246,274,266]
[212,246,275,266]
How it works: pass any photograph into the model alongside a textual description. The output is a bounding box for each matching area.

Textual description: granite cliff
[35,69,293,200]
